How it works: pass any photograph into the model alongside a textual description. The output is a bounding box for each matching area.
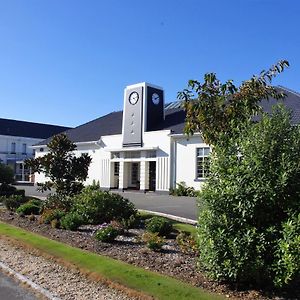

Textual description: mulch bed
[0,209,298,300]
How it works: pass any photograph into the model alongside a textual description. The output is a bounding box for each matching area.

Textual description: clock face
[129,91,139,105]
[152,93,160,105]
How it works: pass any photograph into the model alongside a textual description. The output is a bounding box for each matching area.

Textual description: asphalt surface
[17,185,199,220]
[0,270,38,300]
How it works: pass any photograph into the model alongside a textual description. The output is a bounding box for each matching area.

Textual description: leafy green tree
[197,106,300,286]
[179,61,300,287]
[0,162,15,184]
[25,133,92,196]
[178,60,289,147]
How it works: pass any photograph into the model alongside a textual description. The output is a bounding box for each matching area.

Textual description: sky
[0,0,300,127]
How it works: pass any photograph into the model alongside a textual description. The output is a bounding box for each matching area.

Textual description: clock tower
[122,82,164,147]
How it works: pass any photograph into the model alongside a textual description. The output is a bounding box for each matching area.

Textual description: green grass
[138,211,197,237]
[0,221,223,300]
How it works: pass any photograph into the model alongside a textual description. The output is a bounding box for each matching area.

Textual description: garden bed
[0,209,297,300]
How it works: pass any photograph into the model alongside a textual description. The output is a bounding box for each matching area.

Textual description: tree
[178,60,289,147]
[179,61,300,287]
[0,162,15,184]
[25,133,92,196]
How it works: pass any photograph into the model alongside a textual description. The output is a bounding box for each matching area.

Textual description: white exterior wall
[0,134,41,164]
[172,134,208,190]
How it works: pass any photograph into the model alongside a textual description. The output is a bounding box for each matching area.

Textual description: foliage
[120,214,138,230]
[0,162,15,185]
[0,183,25,198]
[2,195,27,211]
[73,188,137,225]
[145,216,173,236]
[0,163,15,184]
[25,133,92,196]
[170,182,199,197]
[0,222,222,300]
[142,232,165,251]
[60,212,84,231]
[197,106,300,287]
[178,60,289,146]
[273,214,300,287]
[41,194,73,212]
[94,224,120,242]
[176,231,198,255]
[40,209,66,225]
[16,200,42,215]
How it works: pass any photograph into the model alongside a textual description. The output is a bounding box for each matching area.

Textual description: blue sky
[0,0,299,127]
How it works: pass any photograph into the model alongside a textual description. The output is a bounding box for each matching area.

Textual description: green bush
[73,188,137,225]
[16,200,41,215]
[40,209,66,225]
[176,231,198,255]
[0,184,25,198]
[94,224,120,242]
[60,212,84,231]
[0,163,15,184]
[197,106,300,287]
[170,182,199,197]
[2,195,26,211]
[145,216,173,236]
[42,194,73,212]
[142,232,165,251]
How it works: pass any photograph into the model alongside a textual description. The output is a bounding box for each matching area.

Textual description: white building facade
[33,84,300,193]
[0,118,70,182]
[34,83,209,192]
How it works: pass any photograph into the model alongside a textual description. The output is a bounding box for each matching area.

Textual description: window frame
[195,147,210,180]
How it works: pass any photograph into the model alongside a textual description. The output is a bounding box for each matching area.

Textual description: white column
[119,161,125,190]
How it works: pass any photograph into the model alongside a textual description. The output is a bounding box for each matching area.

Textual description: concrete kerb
[139,209,197,225]
[0,261,61,300]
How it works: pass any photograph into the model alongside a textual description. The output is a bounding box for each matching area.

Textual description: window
[11,142,16,154]
[114,162,119,176]
[147,150,156,158]
[125,151,140,159]
[22,143,27,154]
[111,152,120,159]
[196,147,210,179]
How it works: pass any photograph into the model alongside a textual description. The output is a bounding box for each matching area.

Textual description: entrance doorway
[131,162,140,190]
[149,161,156,191]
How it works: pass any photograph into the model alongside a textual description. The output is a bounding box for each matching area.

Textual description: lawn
[0,221,223,300]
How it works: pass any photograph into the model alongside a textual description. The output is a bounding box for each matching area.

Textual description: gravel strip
[0,238,132,300]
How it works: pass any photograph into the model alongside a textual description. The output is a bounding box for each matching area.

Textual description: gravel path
[0,238,132,300]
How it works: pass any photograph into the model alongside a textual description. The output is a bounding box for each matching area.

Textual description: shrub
[145,216,173,236]
[41,194,73,212]
[176,231,198,255]
[2,195,26,211]
[120,214,138,230]
[170,182,199,197]
[142,232,165,251]
[40,209,66,225]
[94,224,120,242]
[197,106,300,287]
[73,188,137,225]
[60,212,84,231]
[0,184,25,198]
[0,163,15,184]
[16,200,42,215]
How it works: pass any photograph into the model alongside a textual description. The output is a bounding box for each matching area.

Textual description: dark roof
[36,86,300,145]
[0,118,70,139]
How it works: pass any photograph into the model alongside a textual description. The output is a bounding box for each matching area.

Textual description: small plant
[145,216,173,236]
[16,200,41,215]
[28,214,36,222]
[40,209,66,224]
[51,219,60,229]
[60,212,84,231]
[170,182,199,197]
[2,195,27,211]
[94,224,120,242]
[142,232,165,251]
[176,231,198,255]
[120,214,138,230]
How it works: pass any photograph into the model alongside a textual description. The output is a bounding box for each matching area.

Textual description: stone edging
[0,261,61,300]
[139,209,197,225]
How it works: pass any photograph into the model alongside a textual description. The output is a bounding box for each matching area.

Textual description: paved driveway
[0,270,38,300]
[18,185,199,221]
